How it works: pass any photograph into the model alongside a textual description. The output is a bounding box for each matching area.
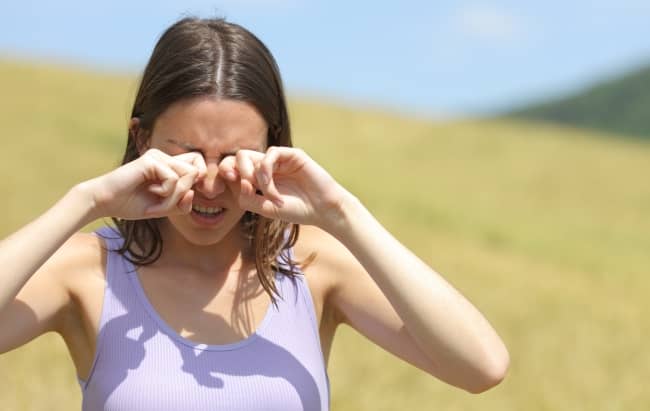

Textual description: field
[1,59,649,410]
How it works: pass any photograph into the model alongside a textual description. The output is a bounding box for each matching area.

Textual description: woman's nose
[194,161,225,198]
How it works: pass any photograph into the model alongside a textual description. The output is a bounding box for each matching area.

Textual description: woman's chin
[163,212,246,249]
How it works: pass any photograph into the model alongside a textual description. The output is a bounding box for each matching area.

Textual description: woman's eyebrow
[165,138,259,158]
[166,138,199,151]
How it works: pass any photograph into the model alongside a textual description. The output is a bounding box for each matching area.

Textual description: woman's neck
[155,221,254,277]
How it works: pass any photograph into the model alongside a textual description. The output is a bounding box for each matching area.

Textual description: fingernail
[226,171,236,180]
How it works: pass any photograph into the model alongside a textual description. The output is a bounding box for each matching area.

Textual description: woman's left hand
[218,147,350,230]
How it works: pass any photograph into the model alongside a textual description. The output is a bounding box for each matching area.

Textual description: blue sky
[2,1,650,117]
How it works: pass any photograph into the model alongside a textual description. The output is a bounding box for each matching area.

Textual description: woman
[0,17,508,410]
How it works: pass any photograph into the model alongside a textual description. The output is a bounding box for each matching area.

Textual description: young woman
[0,17,508,410]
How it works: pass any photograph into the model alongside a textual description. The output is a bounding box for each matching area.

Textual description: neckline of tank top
[120,251,282,352]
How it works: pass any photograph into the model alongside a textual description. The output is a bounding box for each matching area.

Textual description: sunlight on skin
[1,62,649,410]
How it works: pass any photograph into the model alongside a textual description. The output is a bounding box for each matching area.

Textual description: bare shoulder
[49,231,106,282]
[293,224,346,284]
[294,225,358,271]
[53,231,107,295]
[293,225,326,292]
[293,225,362,322]
[0,231,107,355]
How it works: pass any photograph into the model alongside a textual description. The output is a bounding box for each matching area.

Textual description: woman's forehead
[152,97,268,152]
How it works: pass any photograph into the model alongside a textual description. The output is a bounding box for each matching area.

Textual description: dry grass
[1,59,649,410]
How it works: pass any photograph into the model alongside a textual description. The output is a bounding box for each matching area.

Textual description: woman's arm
[221,146,510,393]
[0,185,95,315]
[0,149,206,353]
[323,195,510,393]
[0,185,98,354]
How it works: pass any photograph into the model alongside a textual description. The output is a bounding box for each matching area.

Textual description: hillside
[1,59,650,411]
[507,63,650,139]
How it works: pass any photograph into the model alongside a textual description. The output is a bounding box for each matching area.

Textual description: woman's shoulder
[293,225,333,274]
[292,226,355,302]
[48,231,108,291]
[60,231,106,267]
[294,225,358,275]
[292,225,361,333]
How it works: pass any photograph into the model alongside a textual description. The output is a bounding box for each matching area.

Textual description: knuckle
[262,153,274,165]
[146,148,162,157]
[141,154,154,166]
[141,155,157,171]
[176,162,193,175]
[183,175,196,188]
[218,156,233,169]
[217,159,230,170]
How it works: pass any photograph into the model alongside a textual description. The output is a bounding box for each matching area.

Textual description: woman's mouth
[191,204,225,218]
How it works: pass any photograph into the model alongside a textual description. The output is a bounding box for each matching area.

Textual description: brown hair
[111,17,302,305]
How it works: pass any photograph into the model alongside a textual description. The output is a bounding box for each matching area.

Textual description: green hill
[507,63,650,139]
[1,59,650,411]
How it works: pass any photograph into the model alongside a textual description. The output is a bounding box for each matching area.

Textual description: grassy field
[1,59,649,410]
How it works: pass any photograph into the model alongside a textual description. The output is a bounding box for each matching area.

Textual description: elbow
[464,348,510,394]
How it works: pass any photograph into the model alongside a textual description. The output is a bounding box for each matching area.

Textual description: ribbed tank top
[79,226,330,411]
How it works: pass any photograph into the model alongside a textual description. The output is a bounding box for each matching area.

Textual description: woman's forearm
[328,194,509,390]
[0,183,97,312]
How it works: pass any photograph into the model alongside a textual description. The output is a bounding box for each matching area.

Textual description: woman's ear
[129,117,149,155]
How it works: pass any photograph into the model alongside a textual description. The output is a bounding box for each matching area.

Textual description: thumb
[177,189,195,214]
[224,178,241,198]
[236,179,281,218]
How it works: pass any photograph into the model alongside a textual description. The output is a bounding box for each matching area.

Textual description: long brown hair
[110,17,303,305]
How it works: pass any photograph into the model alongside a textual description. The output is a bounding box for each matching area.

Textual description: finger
[140,156,179,196]
[254,146,308,175]
[237,181,281,218]
[255,163,283,206]
[235,150,260,185]
[257,147,283,206]
[145,169,198,216]
[240,178,256,198]
[258,147,280,181]
[174,152,207,180]
[176,189,195,214]
[147,149,202,183]
[145,176,193,216]
[141,150,206,198]
[147,183,167,196]
[165,155,201,181]
[218,155,239,182]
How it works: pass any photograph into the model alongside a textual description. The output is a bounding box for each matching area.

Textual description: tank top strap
[96,225,151,313]
[93,225,138,318]
[272,249,322,353]
[83,226,148,385]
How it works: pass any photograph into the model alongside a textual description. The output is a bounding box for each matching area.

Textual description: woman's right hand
[85,149,207,220]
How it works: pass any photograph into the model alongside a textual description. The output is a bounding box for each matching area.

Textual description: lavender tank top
[79,226,330,410]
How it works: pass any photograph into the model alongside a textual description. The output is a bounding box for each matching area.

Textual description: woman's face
[145,97,268,247]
